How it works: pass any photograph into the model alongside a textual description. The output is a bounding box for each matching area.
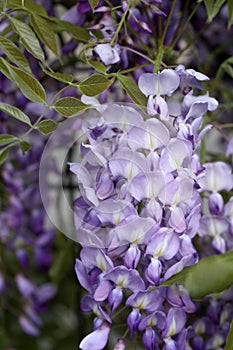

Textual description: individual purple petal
[146,199,163,222]
[96,170,114,200]
[69,163,99,206]
[164,254,198,281]
[75,259,92,292]
[108,287,123,312]
[127,309,141,338]
[138,73,160,97]
[160,138,192,172]
[80,247,113,272]
[142,328,157,350]
[16,274,36,298]
[147,94,158,116]
[129,170,166,201]
[79,322,111,350]
[199,216,229,239]
[168,207,186,233]
[162,308,186,338]
[186,68,209,81]
[179,234,197,258]
[109,147,148,180]
[109,216,156,248]
[93,318,104,330]
[138,311,166,331]
[124,244,141,269]
[163,338,177,350]
[19,315,40,336]
[158,69,180,95]
[184,101,208,121]
[166,285,196,313]
[24,304,42,327]
[16,248,29,269]
[103,266,145,291]
[0,271,5,294]
[126,289,162,312]
[212,235,226,253]
[95,44,120,65]
[102,104,143,131]
[36,284,57,304]
[198,161,233,192]
[146,228,180,260]
[81,95,106,113]
[147,95,169,119]
[94,280,113,301]
[127,119,170,151]
[208,192,224,215]
[96,199,138,226]
[113,338,125,350]
[184,93,218,112]
[145,258,162,285]
[139,70,180,97]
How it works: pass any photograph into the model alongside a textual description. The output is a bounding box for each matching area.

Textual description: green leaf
[117,74,147,108]
[79,74,114,96]
[53,97,88,117]
[4,0,47,15]
[162,251,233,300]
[0,35,31,72]
[30,14,58,56]
[49,18,90,43]
[0,134,18,146]
[3,61,46,104]
[86,59,107,74]
[228,0,233,29]
[203,0,214,19]
[223,63,233,78]
[36,120,58,134]
[9,16,45,61]
[203,0,226,22]
[0,57,12,80]
[0,103,32,125]
[42,68,74,83]
[225,319,233,350]
[88,0,100,10]
[20,140,31,154]
[0,144,14,165]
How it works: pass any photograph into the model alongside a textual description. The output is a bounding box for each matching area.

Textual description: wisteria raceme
[69,67,220,349]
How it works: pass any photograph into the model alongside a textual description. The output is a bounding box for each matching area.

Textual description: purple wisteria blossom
[70,68,221,349]
[95,44,120,65]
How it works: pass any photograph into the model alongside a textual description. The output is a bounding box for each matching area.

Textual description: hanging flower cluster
[70,68,219,349]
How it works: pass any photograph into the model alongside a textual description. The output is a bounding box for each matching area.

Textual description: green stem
[120,45,154,63]
[108,63,149,77]
[153,45,164,73]
[23,84,72,139]
[160,0,177,46]
[104,0,114,8]
[111,5,129,45]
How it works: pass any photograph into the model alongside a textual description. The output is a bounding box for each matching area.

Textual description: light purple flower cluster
[0,139,57,336]
[198,160,233,254]
[70,68,218,349]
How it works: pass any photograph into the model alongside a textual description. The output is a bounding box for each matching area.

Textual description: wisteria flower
[94,43,120,65]
[138,69,180,119]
